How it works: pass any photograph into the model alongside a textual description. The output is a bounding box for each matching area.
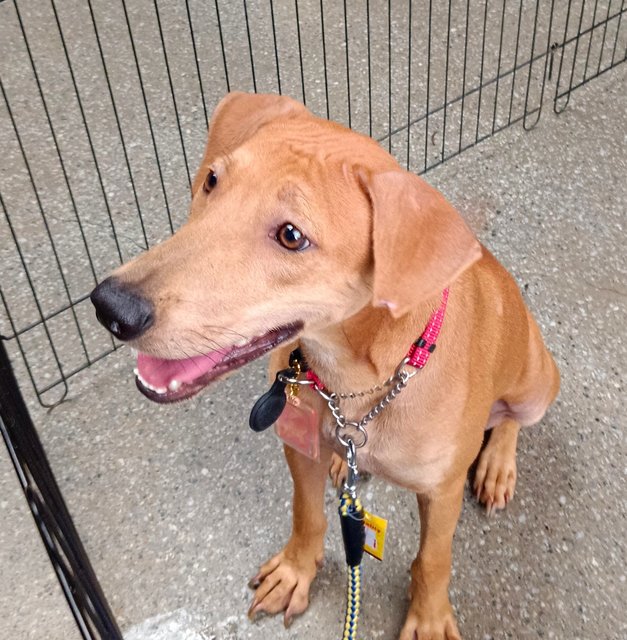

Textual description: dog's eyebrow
[278,183,309,206]
[221,150,235,168]
[276,182,321,232]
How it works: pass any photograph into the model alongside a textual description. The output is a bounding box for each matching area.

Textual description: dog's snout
[90,277,154,341]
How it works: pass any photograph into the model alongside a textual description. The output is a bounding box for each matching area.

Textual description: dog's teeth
[155,387,167,394]
[133,368,139,376]
[136,372,153,390]
[234,338,248,347]
[169,379,181,392]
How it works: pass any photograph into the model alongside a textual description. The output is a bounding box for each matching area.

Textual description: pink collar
[405,287,449,368]
[306,288,449,392]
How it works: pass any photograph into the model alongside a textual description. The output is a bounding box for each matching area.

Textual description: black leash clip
[338,440,365,567]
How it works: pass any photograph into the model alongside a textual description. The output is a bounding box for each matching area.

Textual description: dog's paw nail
[248,576,261,589]
[284,615,293,629]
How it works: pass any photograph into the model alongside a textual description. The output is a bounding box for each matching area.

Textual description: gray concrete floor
[1,66,625,639]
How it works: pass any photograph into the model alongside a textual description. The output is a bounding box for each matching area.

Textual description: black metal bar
[566,1,589,98]
[492,0,507,134]
[243,0,258,93]
[319,0,330,118]
[459,0,471,152]
[524,0,557,130]
[610,0,626,66]
[119,0,175,234]
[269,0,282,94]
[0,285,69,408]
[214,0,230,92]
[554,0,577,114]
[185,0,209,126]
[366,0,372,138]
[441,0,452,162]
[475,0,490,144]
[0,341,123,639]
[423,0,432,173]
[522,0,546,130]
[343,0,351,129]
[153,0,192,189]
[85,0,149,249]
[387,0,392,153]
[597,0,614,74]
[407,0,413,171]
[583,0,601,80]
[507,0,525,125]
[294,0,306,104]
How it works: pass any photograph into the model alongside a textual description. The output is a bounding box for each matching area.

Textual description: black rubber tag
[248,368,295,432]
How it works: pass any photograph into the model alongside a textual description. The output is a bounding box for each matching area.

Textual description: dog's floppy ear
[192,92,309,194]
[362,169,482,318]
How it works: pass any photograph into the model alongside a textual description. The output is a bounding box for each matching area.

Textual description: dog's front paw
[399,600,462,640]
[248,545,323,628]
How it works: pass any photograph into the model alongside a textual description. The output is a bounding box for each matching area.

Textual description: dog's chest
[316,391,455,492]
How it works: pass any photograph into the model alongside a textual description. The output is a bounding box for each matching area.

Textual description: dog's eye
[275,223,310,251]
[203,170,217,194]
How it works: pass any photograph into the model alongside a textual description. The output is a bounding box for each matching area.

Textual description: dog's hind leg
[474,311,559,515]
[248,441,331,628]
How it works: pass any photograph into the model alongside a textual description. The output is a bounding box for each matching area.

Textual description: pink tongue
[137,349,229,388]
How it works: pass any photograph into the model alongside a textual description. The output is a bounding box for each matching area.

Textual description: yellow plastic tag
[363,510,388,561]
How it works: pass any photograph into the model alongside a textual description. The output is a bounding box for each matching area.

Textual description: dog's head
[90,92,480,402]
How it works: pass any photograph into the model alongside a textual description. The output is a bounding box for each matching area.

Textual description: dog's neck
[300,297,438,393]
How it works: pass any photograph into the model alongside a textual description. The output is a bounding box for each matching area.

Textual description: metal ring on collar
[277,373,314,386]
[394,357,418,382]
[335,421,368,448]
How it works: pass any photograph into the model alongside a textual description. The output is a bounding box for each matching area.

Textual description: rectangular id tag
[274,395,320,462]
[363,510,388,561]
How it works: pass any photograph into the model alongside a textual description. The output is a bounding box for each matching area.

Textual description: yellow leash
[343,564,362,640]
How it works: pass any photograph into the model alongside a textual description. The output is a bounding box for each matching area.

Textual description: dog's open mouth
[134,323,303,403]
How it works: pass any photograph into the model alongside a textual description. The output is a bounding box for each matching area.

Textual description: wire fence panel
[0,0,625,406]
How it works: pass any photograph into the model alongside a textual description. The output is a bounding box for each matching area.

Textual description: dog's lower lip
[135,322,303,404]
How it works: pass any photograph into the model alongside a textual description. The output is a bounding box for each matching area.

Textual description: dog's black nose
[90,277,154,341]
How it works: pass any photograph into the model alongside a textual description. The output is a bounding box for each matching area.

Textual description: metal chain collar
[330,369,402,399]
[278,357,418,450]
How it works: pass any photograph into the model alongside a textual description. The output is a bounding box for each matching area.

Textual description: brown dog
[91,92,559,638]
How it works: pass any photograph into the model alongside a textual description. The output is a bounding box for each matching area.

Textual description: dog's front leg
[248,441,331,628]
[400,477,465,640]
